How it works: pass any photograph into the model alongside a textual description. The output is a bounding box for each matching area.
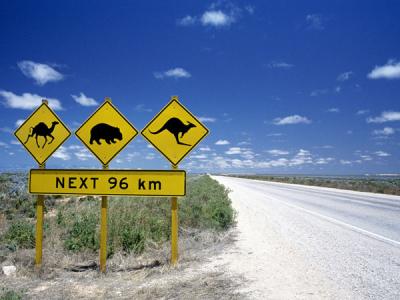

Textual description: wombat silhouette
[90,123,123,145]
[150,117,196,146]
[24,121,59,148]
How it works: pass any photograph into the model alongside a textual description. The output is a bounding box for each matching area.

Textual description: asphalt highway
[212,176,400,299]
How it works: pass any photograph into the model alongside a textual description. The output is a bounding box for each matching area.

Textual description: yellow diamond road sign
[75,99,138,165]
[14,103,71,165]
[141,97,209,166]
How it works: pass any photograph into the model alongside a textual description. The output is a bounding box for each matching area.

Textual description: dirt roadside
[1,230,246,299]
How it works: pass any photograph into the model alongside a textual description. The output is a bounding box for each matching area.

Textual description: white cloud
[177,15,197,26]
[199,146,211,151]
[134,104,152,113]
[0,141,9,148]
[368,60,400,79]
[15,119,25,127]
[367,111,400,123]
[327,108,340,113]
[266,133,283,137]
[192,154,207,159]
[69,145,93,161]
[360,155,372,161]
[17,60,63,85]
[268,61,294,69]
[198,117,216,123]
[71,92,98,106]
[372,127,395,136]
[375,151,390,157]
[306,14,324,30]
[337,71,353,81]
[245,5,255,15]
[225,147,242,155]
[356,109,369,115]
[267,149,289,156]
[53,146,71,160]
[273,115,311,125]
[315,157,334,165]
[215,140,230,145]
[340,160,353,165]
[201,10,234,27]
[310,89,328,97]
[0,90,62,110]
[154,67,191,79]
[145,153,155,160]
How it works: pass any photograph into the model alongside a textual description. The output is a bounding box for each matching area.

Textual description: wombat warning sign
[75,99,138,165]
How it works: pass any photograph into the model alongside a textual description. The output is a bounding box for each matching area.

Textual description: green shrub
[3,220,35,250]
[64,213,99,251]
[121,226,145,254]
[0,288,23,300]
[180,175,235,230]
[49,175,234,256]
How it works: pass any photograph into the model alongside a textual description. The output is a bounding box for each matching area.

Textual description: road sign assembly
[75,98,138,165]
[141,97,209,166]
[17,96,209,272]
[14,102,71,165]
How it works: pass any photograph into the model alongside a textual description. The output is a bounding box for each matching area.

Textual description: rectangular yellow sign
[29,169,186,196]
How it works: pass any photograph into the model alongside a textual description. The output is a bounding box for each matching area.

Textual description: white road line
[271,196,400,247]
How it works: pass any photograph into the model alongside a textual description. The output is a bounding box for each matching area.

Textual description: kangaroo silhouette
[150,117,196,146]
[24,121,59,148]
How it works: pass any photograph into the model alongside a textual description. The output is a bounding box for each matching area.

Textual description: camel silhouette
[24,121,59,148]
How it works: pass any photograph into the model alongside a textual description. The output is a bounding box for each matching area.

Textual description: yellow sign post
[142,96,209,265]
[75,98,138,166]
[75,97,138,273]
[29,169,186,196]
[14,99,71,269]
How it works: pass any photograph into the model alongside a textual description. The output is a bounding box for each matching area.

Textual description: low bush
[2,220,35,250]
[0,288,24,300]
[64,212,99,252]
[49,175,235,256]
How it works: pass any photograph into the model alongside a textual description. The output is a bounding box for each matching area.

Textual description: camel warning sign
[14,102,71,165]
[75,98,138,165]
[141,97,209,165]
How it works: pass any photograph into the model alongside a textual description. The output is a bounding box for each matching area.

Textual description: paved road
[212,176,400,299]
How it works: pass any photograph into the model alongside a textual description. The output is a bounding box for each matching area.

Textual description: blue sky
[0,1,399,174]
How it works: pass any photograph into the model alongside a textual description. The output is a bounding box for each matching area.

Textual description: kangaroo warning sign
[14,102,71,165]
[141,96,209,165]
[75,98,138,165]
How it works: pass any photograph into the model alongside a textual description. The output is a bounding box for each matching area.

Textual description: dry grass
[1,229,245,299]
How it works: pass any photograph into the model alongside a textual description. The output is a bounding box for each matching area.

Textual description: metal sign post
[171,164,179,265]
[100,164,108,273]
[35,163,45,269]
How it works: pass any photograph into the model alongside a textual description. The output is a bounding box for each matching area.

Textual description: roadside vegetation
[0,173,235,272]
[229,174,400,196]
